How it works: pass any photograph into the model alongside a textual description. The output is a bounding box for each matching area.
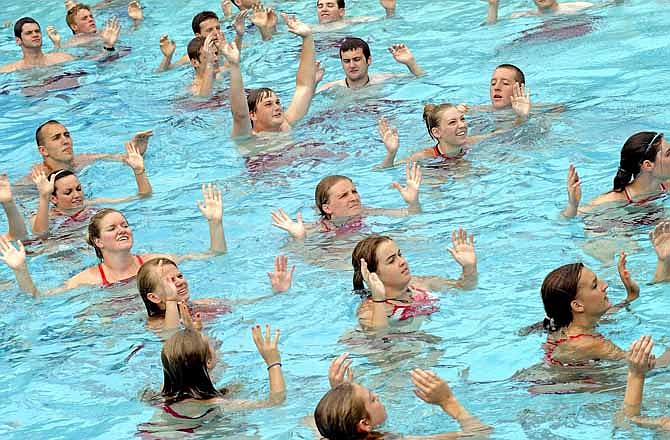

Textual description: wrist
[104,45,116,52]
[462,264,477,277]
[266,361,282,370]
[133,168,145,176]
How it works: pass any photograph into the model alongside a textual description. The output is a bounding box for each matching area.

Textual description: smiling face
[17,22,42,49]
[490,67,519,109]
[340,48,370,83]
[321,178,362,219]
[93,211,133,256]
[250,91,284,131]
[50,174,84,209]
[38,123,75,164]
[374,239,411,292]
[316,0,345,23]
[573,267,610,318]
[431,107,468,146]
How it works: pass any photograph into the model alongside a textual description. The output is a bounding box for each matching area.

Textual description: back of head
[495,63,525,85]
[66,4,91,32]
[613,131,663,192]
[86,208,121,260]
[187,36,205,62]
[541,263,583,331]
[314,383,369,440]
[191,11,219,35]
[14,17,39,39]
[351,235,392,290]
[137,257,178,317]
[315,175,352,219]
[35,119,63,146]
[339,37,371,61]
[422,103,455,141]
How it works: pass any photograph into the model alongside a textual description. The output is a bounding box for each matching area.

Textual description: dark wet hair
[339,37,370,61]
[191,11,219,35]
[187,36,205,62]
[47,169,76,196]
[314,383,381,440]
[317,0,345,7]
[541,263,584,332]
[315,175,353,219]
[495,63,525,85]
[137,257,179,317]
[35,120,63,146]
[14,17,39,39]
[613,131,664,192]
[247,88,277,126]
[86,208,124,260]
[351,235,392,290]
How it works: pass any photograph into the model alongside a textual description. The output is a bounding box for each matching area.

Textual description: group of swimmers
[1,0,670,437]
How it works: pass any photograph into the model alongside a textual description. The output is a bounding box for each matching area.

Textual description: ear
[321,203,333,215]
[38,145,49,157]
[570,299,584,313]
[15,37,22,46]
[49,194,58,205]
[356,418,372,433]
[146,292,163,305]
[641,159,654,172]
[190,58,200,70]
[94,237,104,250]
[430,126,441,139]
[249,111,258,122]
[338,9,345,18]
[366,56,372,66]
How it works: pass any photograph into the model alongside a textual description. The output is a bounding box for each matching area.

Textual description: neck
[253,120,282,133]
[21,46,46,65]
[436,140,463,156]
[43,157,75,173]
[627,172,664,195]
[345,74,370,90]
[54,205,84,216]
[384,283,411,300]
[101,250,136,272]
[566,314,599,335]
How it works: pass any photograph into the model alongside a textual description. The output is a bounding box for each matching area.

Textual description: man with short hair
[58,3,121,50]
[486,0,623,23]
[187,34,220,97]
[318,37,423,92]
[316,0,395,25]
[0,17,75,73]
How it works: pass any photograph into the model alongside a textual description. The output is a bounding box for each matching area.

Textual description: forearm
[384,3,396,17]
[133,169,152,196]
[439,398,486,433]
[3,201,27,240]
[368,302,390,329]
[653,259,670,283]
[228,64,251,136]
[458,265,478,290]
[295,35,316,89]
[163,301,180,330]
[561,204,578,218]
[12,264,39,295]
[487,2,499,24]
[32,197,51,236]
[267,364,286,400]
[157,55,174,72]
[196,68,215,97]
[379,150,397,168]
[623,372,645,417]
[208,220,227,254]
[404,60,424,77]
[258,25,275,41]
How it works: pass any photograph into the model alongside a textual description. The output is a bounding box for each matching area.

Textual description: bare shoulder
[561,2,594,12]
[0,61,20,73]
[407,148,434,161]
[589,190,626,206]
[317,79,346,92]
[65,265,100,289]
[510,10,538,18]
[48,52,75,64]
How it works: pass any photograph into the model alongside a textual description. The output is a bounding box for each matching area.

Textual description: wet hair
[541,263,584,332]
[187,36,205,62]
[247,87,277,126]
[47,169,77,197]
[314,175,353,220]
[613,131,664,192]
[339,37,371,61]
[422,103,457,141]
[317,0,346,8]
[191,11,219,35]
[35,120,63,146]
[160,328,226,405]
[137,258,179,317]
[66,4,92,33]
[314,383,381,440]
[86,208,124,260]
[14,17,39,39]
[351,235,392,291]
[495,63,525,85]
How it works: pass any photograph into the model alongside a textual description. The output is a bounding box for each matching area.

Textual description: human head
[316,0,346,24]
[314,383,387,439]
[613,132,668,191]
[187,36,219,71]
[490,64,525,109]
[339,38,371,83]
[314,175,361,220]
[48,169,83,209]
[231,0,257,9]
[422,103,467,146]
[14,17,42,49]
[66,4,96,34]
[533,0,559,10]
[191,11,220,36]
[161,328,220,404]
[247,88,283,130]
[36,120,74,165]
[351,235,411,293]
[86,208,131,260]
[137,258,189,317]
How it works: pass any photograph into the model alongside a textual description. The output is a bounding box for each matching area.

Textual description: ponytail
[422,103,455,141]
[612,131,664,192]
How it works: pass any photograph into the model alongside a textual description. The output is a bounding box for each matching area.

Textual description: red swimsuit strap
[432,145,441,157]
[98,263,110,287]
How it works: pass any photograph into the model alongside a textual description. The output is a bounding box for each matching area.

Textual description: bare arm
[623,336,655,418]
[356,259,390,330]
[251,324,286,405]
[388,44,423,77]
[0,175,27,240]
[486,0,499,25]
[220,42,252,137]
[413,228,478,291]
[650,221,670,283]
[283,15,316,126]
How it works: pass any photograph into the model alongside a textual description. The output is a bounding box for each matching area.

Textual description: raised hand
[456,102,470,114]
[124,142,144,173]
[130,129,153,156]
[221,0,234,18]
[0,237,26,270]
[650,221,670,262]
[627,335,655,377]
[0,174,13,204]
[159,34,176,58]
[30,167,55,199]
[447,228,476,269]
[101,16,121,49]
[393,162,422,206]
[378,117,399,155]
[388,43,415,65]
[566,164,581,209]
[410,369,454,406]
[178,301,202,331]
[127,1,143,21]
[511,82,531,120]
[46,26,61,48]
[219,41,240,65]
[64,0,77,11]
[201,33,218,65]
[252,324,281,366]
[380,0,396,15]
[281,13,311,38]
[328,353,354,388]
[314,60,325,85]
[197,183,223,222]
[361,258,386,300]
[271,209,306,240]
[233,9,250,37]
[267,255,295,293]
[617,250,639,302]
[251,4,278,30]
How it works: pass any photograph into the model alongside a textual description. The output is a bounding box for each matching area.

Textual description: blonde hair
[137,258,179,317]
[315,175,353,220]
[422,103,456,141]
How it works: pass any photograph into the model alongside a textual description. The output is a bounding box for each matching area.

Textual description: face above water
[95,212,134,254]
[39,123,75,163]
[317,0,345,23]
[374,239,412,291]
[321,179,362,219]
[51,174,84,209]
[575,267,611,317]
[340,48,370,83]
[72,9,97,34]
[490,67,519,109]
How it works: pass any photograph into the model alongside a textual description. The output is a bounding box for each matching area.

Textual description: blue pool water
[1,0,670,438]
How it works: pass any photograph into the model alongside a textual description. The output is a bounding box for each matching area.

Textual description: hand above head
[233,9,250,37]
[130,129,153,156]
[281,13,311,38]
[0,237,26,270]
[267,255,295,293]
[388,43,416,65]
[101,16,121,49]
[46,26,61,47]
[361,258,386,301]
[565,164,581,210]
[159,34,176,58]
[197,183,223,222]
[328,353,354,388]
[314,60,325,85]
[221,0,234,18]
[271,209,306,240]
[650,220,670,262]
[380,0,397,15]
[219,41,240,66]
[456,103,470,114]
[627,335,655,377]
[127,1,143,21]
[617,250,639,302]
[251,4,278,30]
[410,369,455,407]
[124,142,145,173]
[201,33,218,65]
[64,0,77,12]
[511,82,531,120]
[378,117,399,155]
[447,228,476,270]
[252,324,281,366]
[393,162,422,206]
[0,174,13,204]
[30,167,55,199]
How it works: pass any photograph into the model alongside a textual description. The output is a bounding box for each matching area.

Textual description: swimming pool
[1,0,670,438]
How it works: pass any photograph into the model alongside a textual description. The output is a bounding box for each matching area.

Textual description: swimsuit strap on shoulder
[98,263,110,287]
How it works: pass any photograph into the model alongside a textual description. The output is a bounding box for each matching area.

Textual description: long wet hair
[315,175,353,220]
[541,263,584,332]
[86,208,123,260]
[423,103,456,141]
[613,131,664,192]
[351,235,392,291]
[137,258,179,317]
[314,383,383,440]
[160,328,226,405]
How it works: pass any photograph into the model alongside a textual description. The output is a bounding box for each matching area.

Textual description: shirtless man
[315,0,395,29]
[187,34,220,97]
[487,0,623,24]
[317,37,423,92]
[0,18,75,73]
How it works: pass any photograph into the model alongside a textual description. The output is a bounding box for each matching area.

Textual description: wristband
[134,169,145,176]
[267,362,282,371]
[372,299,386,303]
[104,46,115,52]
